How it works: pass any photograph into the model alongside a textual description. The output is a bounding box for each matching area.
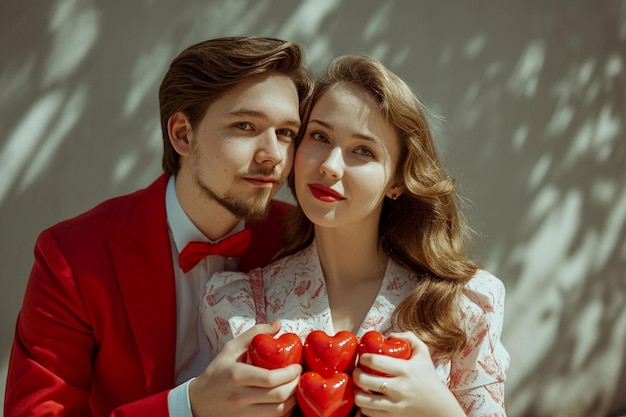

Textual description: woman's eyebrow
[308,118,333,131]
[309,118,382,146]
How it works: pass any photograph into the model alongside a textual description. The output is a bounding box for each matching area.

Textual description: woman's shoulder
[457,269,507,334]
[257,243,317,282]
[462,269,506,309]
[209,244,315,289]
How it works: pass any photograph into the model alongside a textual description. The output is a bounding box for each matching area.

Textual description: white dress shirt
[165,175,244,416]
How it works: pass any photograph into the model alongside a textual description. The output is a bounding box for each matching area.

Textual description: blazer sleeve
[5,229,95,417]
[4,230,172,417]
[108,393,169,417]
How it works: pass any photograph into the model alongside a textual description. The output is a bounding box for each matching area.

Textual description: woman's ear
[386,185,404,200]
[167,111,192,156]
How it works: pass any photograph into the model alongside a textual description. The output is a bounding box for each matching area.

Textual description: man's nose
[255,129,283,165]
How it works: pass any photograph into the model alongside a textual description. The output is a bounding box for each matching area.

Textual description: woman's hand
[352,331,466,417]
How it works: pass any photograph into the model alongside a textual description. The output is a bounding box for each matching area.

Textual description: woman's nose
[319,147,344,179]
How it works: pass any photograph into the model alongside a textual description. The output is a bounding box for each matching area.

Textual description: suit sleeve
[5,230,95,416]
[108,392,170,417]
[4,230,173,417]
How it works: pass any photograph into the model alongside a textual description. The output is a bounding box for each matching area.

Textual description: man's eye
[235,122,253,130]
[277,128,297,139]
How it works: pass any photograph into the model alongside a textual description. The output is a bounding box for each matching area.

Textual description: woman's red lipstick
[308,183,345,202]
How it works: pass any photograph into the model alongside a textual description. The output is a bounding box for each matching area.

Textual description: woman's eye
[356,147,374,158]
[311,132,329,143]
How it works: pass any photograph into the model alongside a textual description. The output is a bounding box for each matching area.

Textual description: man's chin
[194,176,273,221]
[245,210,270,223]
[228,191,272,222]
[243,199,272,222]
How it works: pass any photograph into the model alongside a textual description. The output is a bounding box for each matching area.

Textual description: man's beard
[189,140,283,222]
[194,175,275,222]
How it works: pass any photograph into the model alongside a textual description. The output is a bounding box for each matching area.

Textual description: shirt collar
[165,175,245,253]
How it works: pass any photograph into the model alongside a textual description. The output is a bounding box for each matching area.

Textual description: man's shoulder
[241,199,295,271]
[250,199,295,233]
[45,174,168,239]
[267,199,296,219]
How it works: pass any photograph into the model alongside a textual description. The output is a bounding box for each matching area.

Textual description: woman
[202,54,509,416]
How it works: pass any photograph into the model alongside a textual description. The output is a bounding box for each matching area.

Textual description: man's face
[185,73,300,221]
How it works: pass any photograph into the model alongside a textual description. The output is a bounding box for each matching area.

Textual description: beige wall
[1,1,625,416]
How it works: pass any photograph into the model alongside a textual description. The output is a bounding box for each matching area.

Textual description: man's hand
[189,321,301,417]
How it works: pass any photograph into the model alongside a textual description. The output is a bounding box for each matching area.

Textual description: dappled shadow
[1,1,624,416]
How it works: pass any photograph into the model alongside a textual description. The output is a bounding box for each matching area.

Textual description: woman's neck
[314,228,387,285]
[314,225,388,333]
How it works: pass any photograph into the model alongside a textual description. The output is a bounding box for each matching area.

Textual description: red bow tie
[178,229,251,273]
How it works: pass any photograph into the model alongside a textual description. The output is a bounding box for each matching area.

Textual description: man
[4,36,313,417]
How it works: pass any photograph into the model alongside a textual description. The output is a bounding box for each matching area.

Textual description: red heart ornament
[297,371,355,417]
[303,330,358,377]
[357,330,411,376]
[248,333,303,370]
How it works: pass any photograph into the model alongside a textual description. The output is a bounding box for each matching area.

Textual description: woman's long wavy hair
[281,54,480,357]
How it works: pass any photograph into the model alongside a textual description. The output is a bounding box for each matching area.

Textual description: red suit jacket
[4,173,293,417]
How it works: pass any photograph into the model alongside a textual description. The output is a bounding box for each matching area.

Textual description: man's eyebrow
[308,118,382,145]
[231,109,301,129]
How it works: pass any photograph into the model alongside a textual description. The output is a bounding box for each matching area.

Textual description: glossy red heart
[303,330,358,377]
[297,371,355,417]
[248,332,303,370]
[357,330,411,376]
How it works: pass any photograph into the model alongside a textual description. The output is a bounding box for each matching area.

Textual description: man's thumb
[241,320,282,342]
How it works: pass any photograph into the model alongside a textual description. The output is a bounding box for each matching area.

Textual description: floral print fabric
[201,243,510,416]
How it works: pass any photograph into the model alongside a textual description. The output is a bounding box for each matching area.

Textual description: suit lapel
[109,174,176,392]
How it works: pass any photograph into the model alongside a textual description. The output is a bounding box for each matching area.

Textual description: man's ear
[167,112,192,156]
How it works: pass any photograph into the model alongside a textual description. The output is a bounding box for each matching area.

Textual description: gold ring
[380,380,388,395]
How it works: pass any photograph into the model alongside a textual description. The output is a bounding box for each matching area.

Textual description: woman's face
[294,82,402,230]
